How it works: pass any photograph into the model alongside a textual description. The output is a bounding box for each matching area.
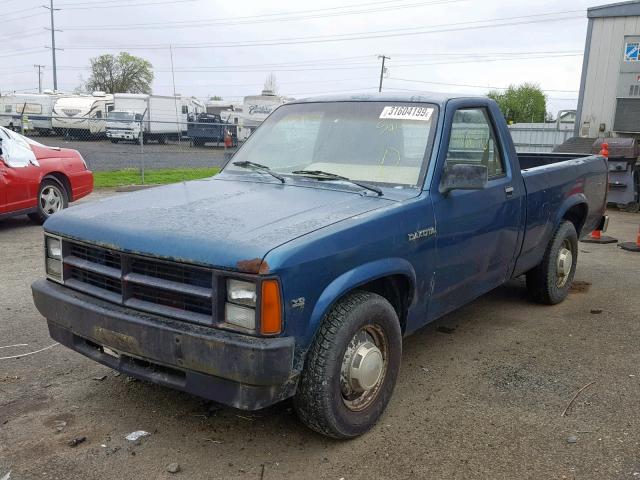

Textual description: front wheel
[526,221,578,305]
[28,178,69,224]
[294,291,402,439]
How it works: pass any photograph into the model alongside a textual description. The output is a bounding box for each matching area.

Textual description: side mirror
[439,163,488,194]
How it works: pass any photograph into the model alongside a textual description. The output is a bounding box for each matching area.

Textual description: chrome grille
[62,240,214,325]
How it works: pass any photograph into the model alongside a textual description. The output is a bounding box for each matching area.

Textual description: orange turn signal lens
[260,280,282,335]
[260,279,282,335]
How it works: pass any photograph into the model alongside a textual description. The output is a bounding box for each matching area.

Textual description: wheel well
[562,203,588,236]
[43,172,72,201]
[358,274,412,333]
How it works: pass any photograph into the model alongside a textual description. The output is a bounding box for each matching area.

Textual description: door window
[446,108,505,178]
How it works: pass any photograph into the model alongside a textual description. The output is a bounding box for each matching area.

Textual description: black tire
[526,221,578,305]
[110,138,119,144]
[28,178,69,225]
[158,136,166,145]
[294,291,402,439]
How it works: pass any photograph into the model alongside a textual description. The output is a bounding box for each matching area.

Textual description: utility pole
[34,64,45,93]
[378,55,390,93]
[44,0,61,91]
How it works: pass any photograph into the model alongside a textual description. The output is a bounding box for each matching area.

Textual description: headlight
[45,235,63,282]
[224,302,255,330]
[223,278,282,334]
[226,279,256,307]
[46,236,62,259]
[225,279,257,330]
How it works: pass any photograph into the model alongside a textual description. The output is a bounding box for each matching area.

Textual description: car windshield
[107,111,135,120]
[225,101,437,187]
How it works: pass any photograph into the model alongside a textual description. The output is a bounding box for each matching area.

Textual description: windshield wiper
[232,161,285,183]
[291,170,383,196]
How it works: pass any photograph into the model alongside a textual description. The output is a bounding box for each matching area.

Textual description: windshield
[225,101,437,187]
[0,126,45,147]
[107,111,135,121]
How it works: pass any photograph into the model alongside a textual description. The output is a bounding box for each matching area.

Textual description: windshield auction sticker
[379,106,433,121]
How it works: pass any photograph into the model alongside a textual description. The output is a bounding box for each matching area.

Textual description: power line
[59,0,200,10]
[0,11,46,22]
[59,0,464,31]
[387,77,578,93]
[0,6,42,19]
[384,87,578,101]
[25,52,581,75]
[57,10,585,50]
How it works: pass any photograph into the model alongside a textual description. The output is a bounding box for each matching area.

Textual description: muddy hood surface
[44,176,392,271]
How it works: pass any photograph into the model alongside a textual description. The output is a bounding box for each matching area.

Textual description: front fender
[304,257,416,341]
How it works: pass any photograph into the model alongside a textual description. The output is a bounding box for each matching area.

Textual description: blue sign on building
[625,42,640,62]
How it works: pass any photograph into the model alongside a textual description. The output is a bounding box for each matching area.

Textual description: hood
[44,175,393,272]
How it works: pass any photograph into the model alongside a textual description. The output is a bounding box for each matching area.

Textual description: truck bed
[513,153,607,276]
[518,152,594,170]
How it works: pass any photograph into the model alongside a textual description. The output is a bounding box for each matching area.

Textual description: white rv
[105,93,183,143]
[0,91,62,134]
[51,92,114,136]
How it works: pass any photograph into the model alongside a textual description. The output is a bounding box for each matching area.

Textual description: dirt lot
[1,193,639,480]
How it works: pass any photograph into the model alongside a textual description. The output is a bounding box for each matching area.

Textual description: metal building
[575,1,640,138]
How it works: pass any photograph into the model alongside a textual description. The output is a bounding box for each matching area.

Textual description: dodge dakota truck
[32,93,608,439]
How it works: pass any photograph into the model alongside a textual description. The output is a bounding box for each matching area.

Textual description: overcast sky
[0,0,606,114]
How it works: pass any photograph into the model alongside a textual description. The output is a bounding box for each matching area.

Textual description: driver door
[428,104,524,320]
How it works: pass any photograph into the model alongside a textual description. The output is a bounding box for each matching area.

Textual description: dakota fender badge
[291,297,306,309]
[408,227,436,242]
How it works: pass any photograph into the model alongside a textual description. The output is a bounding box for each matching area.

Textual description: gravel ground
[1,193,639,480]
[41,137,235,172]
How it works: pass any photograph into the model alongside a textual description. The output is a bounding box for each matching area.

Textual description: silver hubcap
[556,241,573,287]
[40,186,63,216]
[340,324,388,411]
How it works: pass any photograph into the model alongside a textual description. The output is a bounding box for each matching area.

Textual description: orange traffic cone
[619,226,640,252]
[582,228,617,244]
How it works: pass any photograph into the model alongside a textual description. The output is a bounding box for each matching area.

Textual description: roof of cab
[288,91,486,106]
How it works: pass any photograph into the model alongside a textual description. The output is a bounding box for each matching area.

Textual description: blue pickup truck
[32,93,608,438]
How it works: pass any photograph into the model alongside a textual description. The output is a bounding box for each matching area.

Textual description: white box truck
[106,94,183,143]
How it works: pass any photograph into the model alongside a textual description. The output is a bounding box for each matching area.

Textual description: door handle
[505,186,514,197]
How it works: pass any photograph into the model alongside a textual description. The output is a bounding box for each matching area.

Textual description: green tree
[85,52,154,94]
[487,83,547,123]
[209,95,223,101]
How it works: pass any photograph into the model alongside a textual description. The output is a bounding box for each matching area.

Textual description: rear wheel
[110,138,119,144]
[526,221,578,304]
[294,291,402,439]
[28,178,69,224]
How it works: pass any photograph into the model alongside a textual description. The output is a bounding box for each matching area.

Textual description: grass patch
[94,167,220,188]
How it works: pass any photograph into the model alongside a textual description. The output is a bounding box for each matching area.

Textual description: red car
[0,127,93,224]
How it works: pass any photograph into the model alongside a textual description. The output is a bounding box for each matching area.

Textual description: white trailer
[0,91,62,134]
[51,92,114,136]
[106,94,183,143]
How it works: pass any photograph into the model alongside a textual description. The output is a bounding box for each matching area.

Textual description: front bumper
[106,131,137,140]
[32,279,297,410]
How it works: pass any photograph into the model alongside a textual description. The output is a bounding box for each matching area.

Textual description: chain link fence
[0,113,241,184]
